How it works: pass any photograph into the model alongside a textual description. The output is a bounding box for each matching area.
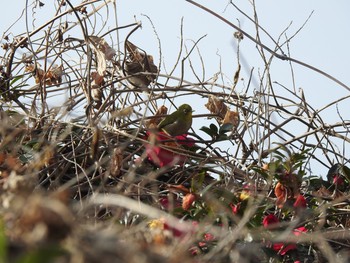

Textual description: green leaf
[209,123,218,134]
[200,183,214,197]
[278,143,292,157]
[273,149,286,159]
[0,219,7,263]
[342,165,350,181]
[219,123,233,134]
[216,134,229,141]
[200,126,213,136]
[251,166,269,179]
[15,245,66,263]
[209,186,236,203]
[191,170,206,193]
[10,75,24,87]
[305,176,326,190]
[200,124,219,138]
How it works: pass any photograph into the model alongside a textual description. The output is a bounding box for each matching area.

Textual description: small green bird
[158,104,193,136]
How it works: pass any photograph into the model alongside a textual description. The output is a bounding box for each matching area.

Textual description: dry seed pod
[91,85,102,109]
[90,71,105,109]
[110,148,123,178]
[90,127,101,160]
[234,31,244,40]
[1,43,9,50]
[233,63,241,88]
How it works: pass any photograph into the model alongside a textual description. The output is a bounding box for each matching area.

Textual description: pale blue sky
[1,1,350,176]
[3,1,349,100]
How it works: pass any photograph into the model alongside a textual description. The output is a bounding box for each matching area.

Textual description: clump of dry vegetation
[0,1,349,262]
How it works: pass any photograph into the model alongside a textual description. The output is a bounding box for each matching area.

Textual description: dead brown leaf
[89,36,116,75]
[145,105,168,129]
[223,110,240,129]
[205,95,228,119]
[25,64,63,86]
[124,41,158,89]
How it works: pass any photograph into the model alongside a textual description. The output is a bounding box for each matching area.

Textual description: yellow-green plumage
[158,104,193,136]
